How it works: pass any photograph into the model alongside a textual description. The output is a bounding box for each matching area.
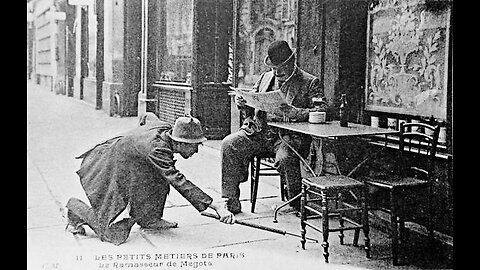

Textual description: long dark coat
[221,67,324,200]
[75,122,213,230]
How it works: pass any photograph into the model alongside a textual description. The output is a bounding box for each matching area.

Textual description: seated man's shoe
[103,218,136,245]
[289,200,301,213]
[139,219,178,230]
[225,198,242,214]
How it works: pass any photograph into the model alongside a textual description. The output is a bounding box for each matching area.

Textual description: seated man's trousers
[220,129,311,205]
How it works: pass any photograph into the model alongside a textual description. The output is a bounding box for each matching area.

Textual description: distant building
[27,0,68,95]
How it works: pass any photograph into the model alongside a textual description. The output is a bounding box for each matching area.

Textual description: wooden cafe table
[268,120,399,221]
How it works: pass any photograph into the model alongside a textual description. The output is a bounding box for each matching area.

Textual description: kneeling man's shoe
[140,219,178,230]
[65,209,86,236]
[66,223,86,236]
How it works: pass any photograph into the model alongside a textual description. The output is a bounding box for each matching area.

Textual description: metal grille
[157,88,187,125]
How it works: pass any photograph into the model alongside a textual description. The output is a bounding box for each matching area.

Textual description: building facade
[28,0,68,94]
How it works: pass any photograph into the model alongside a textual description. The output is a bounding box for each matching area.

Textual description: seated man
[221,40,327,214]
[66,116,235,245]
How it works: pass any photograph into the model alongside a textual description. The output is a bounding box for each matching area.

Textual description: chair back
[398,121,441,179]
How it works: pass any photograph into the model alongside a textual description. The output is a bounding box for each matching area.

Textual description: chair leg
[362,187,371,258]
[280,174,286,201]
[398,213,407,264]
[427,185,436,257]
[300,183,307,250]
[321,191,330,263]
[351,190,360,247]
[390,192,399,266]
[250,157,261,213]
[397,193,407,248]
[250,158,255,203]
[398,214,405,247]
[337,192,345,245]
[353,229,360,247]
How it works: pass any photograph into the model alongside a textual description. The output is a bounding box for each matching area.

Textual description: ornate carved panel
[365,0,451,119]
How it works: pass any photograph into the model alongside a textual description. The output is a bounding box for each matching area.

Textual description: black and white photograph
[27,0,453,269]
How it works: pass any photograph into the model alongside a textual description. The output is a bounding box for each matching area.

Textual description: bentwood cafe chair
[361,121,440,265]
[249,152,287,213]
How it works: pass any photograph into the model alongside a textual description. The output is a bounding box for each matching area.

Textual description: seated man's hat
[264,40,296,68]
[169,116,207,144]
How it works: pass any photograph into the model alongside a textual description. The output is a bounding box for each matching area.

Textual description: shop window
[254,28,275,75]
[158,0,193,84]
[235,0,297,88]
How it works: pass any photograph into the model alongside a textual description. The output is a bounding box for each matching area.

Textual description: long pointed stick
[201,212,318,243]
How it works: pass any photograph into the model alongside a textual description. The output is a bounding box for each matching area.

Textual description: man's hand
[216,206,236,224]
[208,202,236,224]
[278,103,298,119]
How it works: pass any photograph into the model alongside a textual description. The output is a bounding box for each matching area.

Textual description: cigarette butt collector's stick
[201,212,318,243]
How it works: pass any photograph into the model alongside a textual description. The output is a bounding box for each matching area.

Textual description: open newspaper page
[229,87,287,113]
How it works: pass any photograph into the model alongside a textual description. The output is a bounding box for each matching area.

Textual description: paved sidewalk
[27,81,451,270]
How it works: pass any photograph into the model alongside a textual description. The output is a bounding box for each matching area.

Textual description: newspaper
[229,87,287,112]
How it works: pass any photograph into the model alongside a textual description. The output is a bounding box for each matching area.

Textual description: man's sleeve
[147,146,213,212]
[307,77,325,105]
[287,78,324,122]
